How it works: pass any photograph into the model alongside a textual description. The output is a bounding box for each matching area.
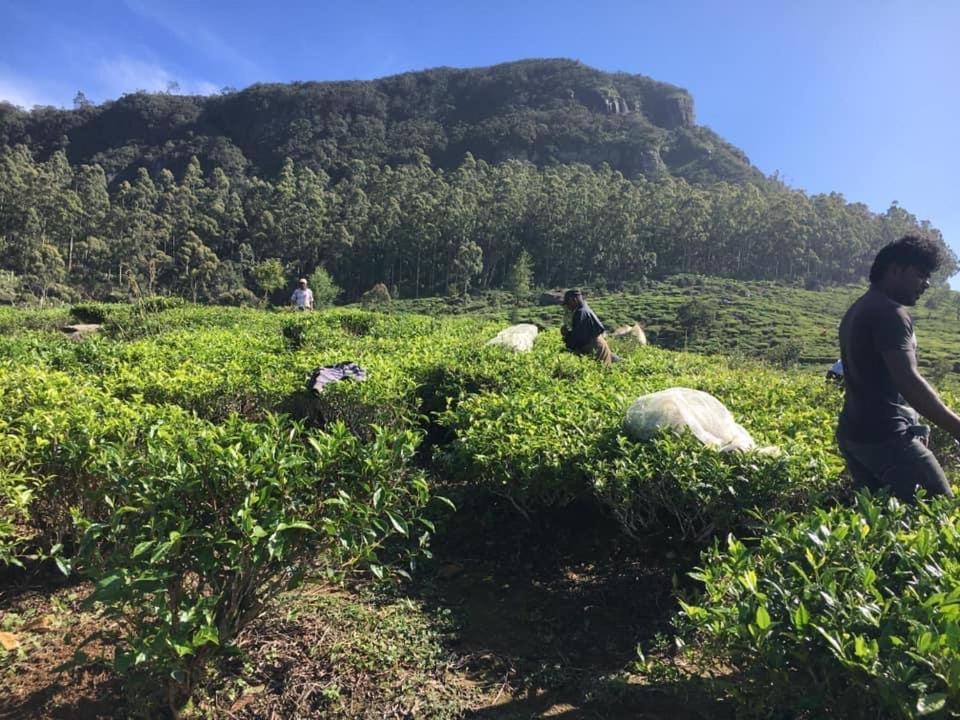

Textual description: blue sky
[2,0,958,284]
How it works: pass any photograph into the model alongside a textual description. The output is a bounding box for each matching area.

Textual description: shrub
[215,288,258,307]
[0,468,36,568]
[140,295,186,313]
[589,432,832,542]
[438,379,601,514]
[506,250,534,300]
[61,414,435,713]
[0,269,20,304]
[281,318,308,349]
[339,312,374,336]
[676,299,717,339]
[251,258,285,300]
[309,266,341,308]
[361,282,391,307]
[764,338,805,368]
[676,493,960,718]
[71,303,108,324]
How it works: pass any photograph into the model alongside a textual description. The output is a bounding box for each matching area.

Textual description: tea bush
[588,432,833,542]
[0,366,148,553]
[442,341,842,535]
[70,302,108,324]
[0,467,35,568]
[0,360,439,709]
[69,414,435,709]
[677,494,960,718]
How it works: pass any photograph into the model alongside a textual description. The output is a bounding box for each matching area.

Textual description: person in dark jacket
[561,289,614,366]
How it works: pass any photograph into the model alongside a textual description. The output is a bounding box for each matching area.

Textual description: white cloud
[193,80,222,96]
[0,66,61,108]
[97,56,221,98]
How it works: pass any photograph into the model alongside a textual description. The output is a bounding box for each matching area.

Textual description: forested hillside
[0,59,954,304]
[0,59,755,185]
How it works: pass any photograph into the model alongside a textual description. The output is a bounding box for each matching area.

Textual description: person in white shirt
[290,278,314,310]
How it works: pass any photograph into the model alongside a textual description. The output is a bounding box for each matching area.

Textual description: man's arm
[883,348,960,438]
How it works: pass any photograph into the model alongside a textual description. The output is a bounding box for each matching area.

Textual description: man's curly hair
[869,234,943,283]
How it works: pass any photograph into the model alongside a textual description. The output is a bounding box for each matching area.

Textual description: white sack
[485,323,540,352]
[612,323,647,345]
[624,387,757,452]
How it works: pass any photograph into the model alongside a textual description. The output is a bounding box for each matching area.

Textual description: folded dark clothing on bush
[306,362,368,394]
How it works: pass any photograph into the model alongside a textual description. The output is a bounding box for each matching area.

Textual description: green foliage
[676,298,718,339]
[439,339,842,528]
[215,287,258,306]
[1,301,958,716]
[139,295,186,313]
[251,258,285,299]
[764,338,805,368]
[0,349,437,709]
[0,468,35,568]
[1,96,954,306]
[281,318,308,350]
[67,415,432,707]
[589,431,833,542]
[506,249,534,300]
[450,240,483,296]
[0,269,19,303]
[70,303,107,324]
[309,266,341,307]
[677,494,960,719]
[361,282,391,307]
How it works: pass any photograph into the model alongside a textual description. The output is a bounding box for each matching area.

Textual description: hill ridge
[0,57,761,185]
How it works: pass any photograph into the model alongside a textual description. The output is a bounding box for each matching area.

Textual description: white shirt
[291,287,314,309]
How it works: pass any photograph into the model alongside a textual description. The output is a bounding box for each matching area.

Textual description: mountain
[0,58,763,186]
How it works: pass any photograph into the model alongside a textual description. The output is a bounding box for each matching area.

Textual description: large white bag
[612,323,647,345]
[624,387,757,452]
[485,323,539,352]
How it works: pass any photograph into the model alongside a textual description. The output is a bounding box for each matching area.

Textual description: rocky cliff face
[572,86,694,128]
[575,88,636,115]
[664,94,695,128]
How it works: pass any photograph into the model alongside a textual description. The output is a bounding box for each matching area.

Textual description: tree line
[0,144,953,305]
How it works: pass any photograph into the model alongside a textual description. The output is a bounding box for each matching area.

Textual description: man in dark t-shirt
[561,289,613,366]
[837,234,959,501]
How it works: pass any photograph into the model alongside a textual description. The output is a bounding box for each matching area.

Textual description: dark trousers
[836,427,952,502]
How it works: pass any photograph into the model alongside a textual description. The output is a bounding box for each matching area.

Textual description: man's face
[889,264,931,306]
[563,296,579,310]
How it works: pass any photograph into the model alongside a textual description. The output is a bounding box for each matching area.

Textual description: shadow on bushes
[402,492,730,719]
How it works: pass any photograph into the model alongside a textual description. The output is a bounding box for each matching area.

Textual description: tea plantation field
[391,276,960,373]
[1,295,960,719]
